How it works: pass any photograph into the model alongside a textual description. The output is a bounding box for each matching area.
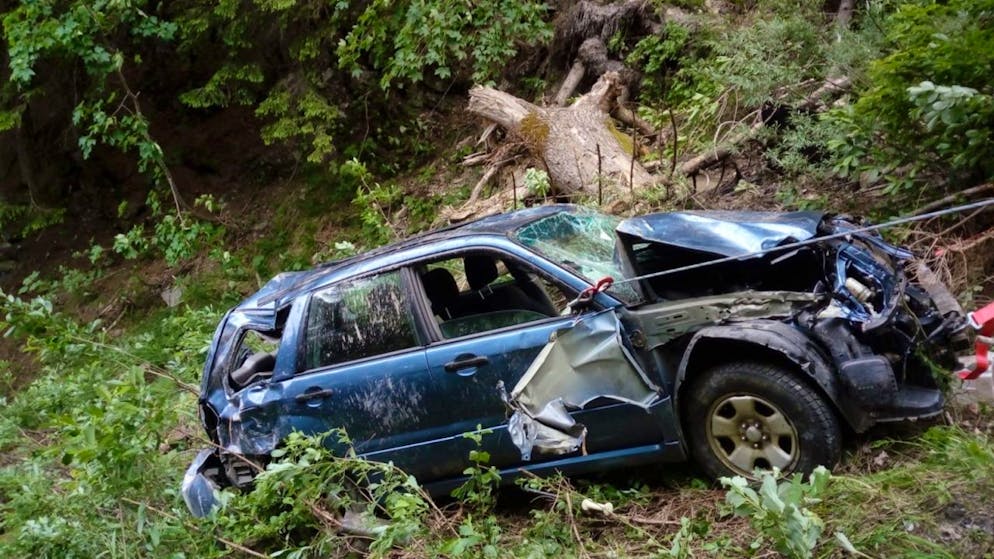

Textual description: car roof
[237,204,582,311]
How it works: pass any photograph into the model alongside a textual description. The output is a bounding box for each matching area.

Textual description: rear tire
[682,361,841,479]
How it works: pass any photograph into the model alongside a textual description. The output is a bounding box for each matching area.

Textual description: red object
[592,276,614,293]
[577,276,615,301]
[958,300,994,380]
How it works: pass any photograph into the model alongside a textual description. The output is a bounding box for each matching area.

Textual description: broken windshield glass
[512,210,639,303]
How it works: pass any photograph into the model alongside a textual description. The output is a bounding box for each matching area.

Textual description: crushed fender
[501,310,660,460]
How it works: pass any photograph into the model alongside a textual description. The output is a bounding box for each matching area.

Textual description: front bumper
[182,449,222,517]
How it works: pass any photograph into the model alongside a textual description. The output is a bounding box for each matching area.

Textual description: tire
[682,361,841,480]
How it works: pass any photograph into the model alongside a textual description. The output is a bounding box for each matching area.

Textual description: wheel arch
[675,320,872,433]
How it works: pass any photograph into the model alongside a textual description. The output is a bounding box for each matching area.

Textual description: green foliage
[450,428,502,512]
[721,467,830,559]
[0,290,222,559]
[112,193,223,266]
[708,12,826,109]
[523,167,551,198]
[827,0,994,194]
[310,240,359,265]
[765,112,850,195]
[256,85,341,164]
[338,0,551,87]
[170,0,550,167]
[212,430,431,556]
[177,63,264,109]
[626,22,692,101]
[630,9,838,159]
[1,0,553,221]
[0,202,65,238]
[821,426,994,558]
[2,1,180,213]
[3,1,175,86]
[348,159,401,246]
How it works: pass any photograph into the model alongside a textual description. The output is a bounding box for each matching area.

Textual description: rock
[951,370,994,407]
[161,285,184,307]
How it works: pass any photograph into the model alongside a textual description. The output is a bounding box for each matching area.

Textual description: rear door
[255,271,449,479]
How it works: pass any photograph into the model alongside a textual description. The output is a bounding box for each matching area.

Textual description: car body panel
[617,210,823,256]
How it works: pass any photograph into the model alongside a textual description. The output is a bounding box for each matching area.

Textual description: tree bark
[467,71,655,196]
[797,76,851,111]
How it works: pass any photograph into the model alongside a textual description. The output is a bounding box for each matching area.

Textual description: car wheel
[683,361,841,479]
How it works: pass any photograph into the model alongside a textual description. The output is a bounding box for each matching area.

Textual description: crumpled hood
[617,210,824,257]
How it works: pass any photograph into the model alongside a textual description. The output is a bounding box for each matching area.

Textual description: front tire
[683,361,841,479]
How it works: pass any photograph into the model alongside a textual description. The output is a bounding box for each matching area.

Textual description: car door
[413,248,668,476]
[246,270,454,480]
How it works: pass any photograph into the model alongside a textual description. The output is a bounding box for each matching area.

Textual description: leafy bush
[112,193,223,266]
[827,0,994,195]
[721,467,830,559]
[626,22,692,102]
[0,290,222,558]
[211,430,433,557]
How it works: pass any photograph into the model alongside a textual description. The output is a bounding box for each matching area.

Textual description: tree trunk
[467,71,654,197]
[14,108,38,206]
[836,0,855,31]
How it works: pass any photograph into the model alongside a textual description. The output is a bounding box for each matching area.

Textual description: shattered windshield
[512,210,639,303]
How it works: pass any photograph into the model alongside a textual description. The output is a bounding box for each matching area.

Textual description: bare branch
[910,184,994,216]
[554,61,587,106]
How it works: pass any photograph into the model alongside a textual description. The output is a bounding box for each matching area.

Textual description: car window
[302,272,417,371]
[417,252,575,339]
[512,210,640,303]
[228,329,281,389]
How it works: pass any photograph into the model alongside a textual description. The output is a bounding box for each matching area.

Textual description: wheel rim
[706,394,799,477]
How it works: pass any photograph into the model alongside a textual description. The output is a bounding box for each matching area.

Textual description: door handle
[444,355,490,373]
[295,388,334,402]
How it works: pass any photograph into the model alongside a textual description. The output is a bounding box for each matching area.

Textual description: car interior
[228,330,281,389]
[419,253,572,338]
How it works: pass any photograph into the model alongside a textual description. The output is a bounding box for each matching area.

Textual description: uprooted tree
[453,0,865,222]
[453,1,660,221]
[468,71,655,196]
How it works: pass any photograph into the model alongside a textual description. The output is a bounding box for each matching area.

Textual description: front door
[413,250,667,475]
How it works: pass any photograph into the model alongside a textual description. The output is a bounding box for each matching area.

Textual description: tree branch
[911,183,994,217]
[554,61,587,106]
[115,67,188,221]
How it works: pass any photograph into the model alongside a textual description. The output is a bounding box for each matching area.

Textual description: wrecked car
[183,204,968,516]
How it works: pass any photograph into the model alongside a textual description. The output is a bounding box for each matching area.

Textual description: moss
[519,111,550,150]
[606,118,635,155]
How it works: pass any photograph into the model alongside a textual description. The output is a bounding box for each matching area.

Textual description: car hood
[617,210,824,257]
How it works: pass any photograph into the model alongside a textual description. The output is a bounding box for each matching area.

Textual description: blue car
[183,204,967,516]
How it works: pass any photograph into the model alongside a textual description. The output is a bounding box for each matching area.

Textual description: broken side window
[301,272,418,371]
[229,329,280,389]
[512,210,639,304]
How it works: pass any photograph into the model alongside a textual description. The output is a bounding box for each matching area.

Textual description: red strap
[576,276,615,301]
[958,300,994,380]
[593,276,614,292]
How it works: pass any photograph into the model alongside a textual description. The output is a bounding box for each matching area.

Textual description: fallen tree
[467,71,655,200]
